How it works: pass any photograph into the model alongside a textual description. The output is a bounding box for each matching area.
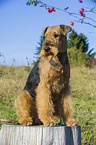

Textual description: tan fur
[15,90,41,125]
[15,25,76,126]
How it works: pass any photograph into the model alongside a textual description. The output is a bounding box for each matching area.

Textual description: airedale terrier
[15,25,76,126]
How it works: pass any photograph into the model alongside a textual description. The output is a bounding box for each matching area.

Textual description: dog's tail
[0,119,19,124]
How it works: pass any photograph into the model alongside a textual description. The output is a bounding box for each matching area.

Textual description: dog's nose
[44,47,50,53]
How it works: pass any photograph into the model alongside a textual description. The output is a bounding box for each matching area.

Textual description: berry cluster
[79,0,85,17]
[79,8,85,17]
[71,22,74,26]
[70,0,85,26]
[48,7,55,13]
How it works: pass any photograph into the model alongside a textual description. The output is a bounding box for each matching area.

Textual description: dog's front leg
[61,85,76,126]
[36,83,58,126]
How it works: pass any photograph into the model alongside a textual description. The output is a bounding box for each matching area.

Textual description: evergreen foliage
[87,48,96,57]
[35,36,44,59]
[68,30,89,53]
[32,36,44,64]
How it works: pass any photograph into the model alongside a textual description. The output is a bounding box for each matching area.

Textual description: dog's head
[40,25,72,57]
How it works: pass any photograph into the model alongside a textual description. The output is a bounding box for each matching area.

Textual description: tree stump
[0,124,81,145]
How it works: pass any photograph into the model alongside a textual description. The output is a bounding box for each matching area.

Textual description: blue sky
[0,0,96,66]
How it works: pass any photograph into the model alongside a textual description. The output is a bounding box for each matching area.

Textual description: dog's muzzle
[44,47,50,53]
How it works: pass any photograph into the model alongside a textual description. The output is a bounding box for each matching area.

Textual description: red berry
[79,0,82,3]
[48,7,52,12]
[71,22,74,26]
[81,8,84,11]
[79,8,85,17]
[51,7,55,12]
[79,10,83,14]
[82,13,85,17]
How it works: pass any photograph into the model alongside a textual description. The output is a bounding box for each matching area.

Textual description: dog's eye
[54,34,59,38]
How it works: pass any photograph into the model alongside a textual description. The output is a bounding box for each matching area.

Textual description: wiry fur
[15,25,76,126]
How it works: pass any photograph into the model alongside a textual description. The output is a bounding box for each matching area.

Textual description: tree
[67,30,78,48]
[31,36,44,64]
[67,30,96,66]
[35,36,44,57]
[87,48,96,57]
[68,30,89,53]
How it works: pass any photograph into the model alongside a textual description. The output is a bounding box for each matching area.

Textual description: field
[0,64,96,144]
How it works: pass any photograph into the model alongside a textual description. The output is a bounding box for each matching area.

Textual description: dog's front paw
[18,117,33,126]
[42,116,59,126]
[66,118,76,126]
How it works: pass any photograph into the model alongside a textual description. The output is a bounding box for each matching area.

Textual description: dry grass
[0,64,96,144]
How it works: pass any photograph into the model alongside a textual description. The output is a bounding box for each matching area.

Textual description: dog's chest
[49,65,65,94]
[46,58,65,94]
[39,57,66,94]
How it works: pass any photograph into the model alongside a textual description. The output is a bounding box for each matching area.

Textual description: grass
[70,66,96,144]
[0,64,96,144]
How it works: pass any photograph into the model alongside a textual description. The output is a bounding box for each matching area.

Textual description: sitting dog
[15,25,76,126]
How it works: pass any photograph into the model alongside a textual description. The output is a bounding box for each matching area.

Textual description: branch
[85,7,96,14]
[26,0,96,28]
[75,20,96,28]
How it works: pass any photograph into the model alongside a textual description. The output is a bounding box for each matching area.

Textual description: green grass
[0,64,96,144]
[70,66,96,144]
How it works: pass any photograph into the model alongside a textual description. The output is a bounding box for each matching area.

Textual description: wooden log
[0,124,81,145]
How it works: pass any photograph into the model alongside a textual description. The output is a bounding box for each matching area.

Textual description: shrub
[67,47,88,66]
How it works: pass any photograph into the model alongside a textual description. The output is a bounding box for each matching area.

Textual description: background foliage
[68,30,89,53]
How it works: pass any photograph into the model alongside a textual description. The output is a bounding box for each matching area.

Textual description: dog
[14,25,76,126]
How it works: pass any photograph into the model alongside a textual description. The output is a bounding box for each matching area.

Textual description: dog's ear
[42,26,49,39]
[60,25,72,35]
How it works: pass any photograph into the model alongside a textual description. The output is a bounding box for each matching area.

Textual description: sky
[0,0,96,66]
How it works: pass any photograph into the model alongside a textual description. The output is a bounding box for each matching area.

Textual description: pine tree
[32,36,44,64]
[67,30,78,48]
[35,36,44,57]
[68,30,89,53]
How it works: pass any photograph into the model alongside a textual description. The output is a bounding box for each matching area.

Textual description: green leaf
[34,2,38,6]
[64,7,69,10]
